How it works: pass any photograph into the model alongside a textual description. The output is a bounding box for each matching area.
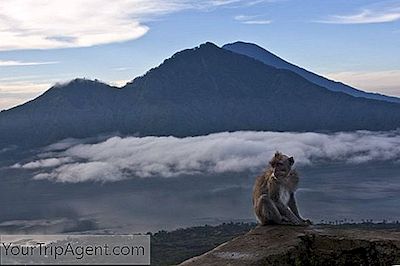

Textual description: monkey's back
[252,174,267,206]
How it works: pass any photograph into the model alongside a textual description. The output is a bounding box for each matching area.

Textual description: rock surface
[179,225,400,266]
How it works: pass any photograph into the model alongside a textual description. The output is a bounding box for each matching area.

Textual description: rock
[179,225,400,265]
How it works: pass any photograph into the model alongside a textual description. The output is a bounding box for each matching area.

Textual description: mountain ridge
[2,42,400,150]
[223,41,400,104]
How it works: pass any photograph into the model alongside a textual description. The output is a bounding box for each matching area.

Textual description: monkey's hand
[301,219,312,225]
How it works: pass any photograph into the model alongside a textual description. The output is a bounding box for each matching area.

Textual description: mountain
[2,42,400,150]
[223,41,400,104]
[0,79,122,149]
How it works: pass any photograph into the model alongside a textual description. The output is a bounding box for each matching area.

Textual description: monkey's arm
[288,194,312,225]
[288,193,301,219]
[274,200,303,225]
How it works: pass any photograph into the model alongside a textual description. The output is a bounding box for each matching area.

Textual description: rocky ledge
[179,225,400,266]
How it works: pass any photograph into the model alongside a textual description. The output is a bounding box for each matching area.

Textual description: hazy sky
[0,0,399,110]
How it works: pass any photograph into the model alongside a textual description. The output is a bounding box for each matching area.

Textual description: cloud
[325,70,400,97]
[318,2,400,24]
[209,0,242,6]
[0,0,256,51]
[0,60,59,67]
[13,157,73,169]
[13,130,400,183]
[323,10,400,24]
[234,14,271,24]
[113,67,134,71]
[109,79,131,87]
[242,20,271,24]
[0,218,98,234]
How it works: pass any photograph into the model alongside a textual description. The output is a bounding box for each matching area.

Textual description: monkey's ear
[270,152,281,167]
[288,157,294,165]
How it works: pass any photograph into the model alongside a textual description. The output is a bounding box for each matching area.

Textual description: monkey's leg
[255,195,284,225]
[275,201,304,225]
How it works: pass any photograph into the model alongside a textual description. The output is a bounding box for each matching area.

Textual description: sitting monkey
[253,152,311,225]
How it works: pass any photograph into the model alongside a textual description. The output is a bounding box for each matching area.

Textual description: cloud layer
[0,0,251,51]
[0,60,59,67]
[12,130,400,183]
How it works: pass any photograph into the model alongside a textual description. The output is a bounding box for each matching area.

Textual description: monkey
[252,151,311,225]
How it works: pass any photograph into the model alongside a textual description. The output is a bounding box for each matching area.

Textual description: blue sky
[0,0,399,110]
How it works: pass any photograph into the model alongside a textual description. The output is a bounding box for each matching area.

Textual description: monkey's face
[270,153,294,178]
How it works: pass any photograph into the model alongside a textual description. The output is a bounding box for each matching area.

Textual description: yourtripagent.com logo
[0,235,150,265]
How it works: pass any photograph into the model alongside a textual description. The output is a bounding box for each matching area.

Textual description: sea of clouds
[11,130,400,183]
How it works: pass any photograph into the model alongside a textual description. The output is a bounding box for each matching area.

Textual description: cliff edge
[179,225,400,266]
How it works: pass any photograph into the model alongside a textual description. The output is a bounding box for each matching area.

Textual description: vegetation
[150,222,256,266]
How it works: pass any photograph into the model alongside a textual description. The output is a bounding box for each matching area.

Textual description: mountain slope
[223,41,400,104]
[0,79,121,148]
[2,42,400,150]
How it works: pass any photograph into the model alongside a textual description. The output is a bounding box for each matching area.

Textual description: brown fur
[252,152,311,225]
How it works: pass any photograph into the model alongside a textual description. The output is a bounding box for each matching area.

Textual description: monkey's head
[269,151,294,178]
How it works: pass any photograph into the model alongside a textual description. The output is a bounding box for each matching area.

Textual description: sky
[0,0,399,110]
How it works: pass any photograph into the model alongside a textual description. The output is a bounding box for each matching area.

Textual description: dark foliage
[150,222,256,266]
